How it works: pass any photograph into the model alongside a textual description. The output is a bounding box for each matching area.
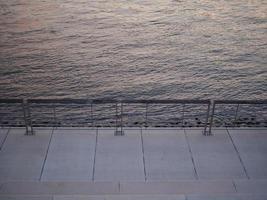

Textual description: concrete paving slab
[54,194,186,200]
[41,129,96,181]
[0,182,119,195]
[0,128,52,181]
[228,129,267,179]
[186,129,246,179]
[120,180,236,194]
[0,195,53,200]
[142,129,196,180]
[234,180,267,194]
[94,129,144,181]
[0,128,9,150]
[187,194,267,200]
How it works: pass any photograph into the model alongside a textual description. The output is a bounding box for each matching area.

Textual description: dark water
[0,0,267,100]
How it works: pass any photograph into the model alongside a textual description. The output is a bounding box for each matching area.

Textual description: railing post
[90,103,94,127]
[182,103,185,126]
[115,103,118,132]
[53,104,57,128]
[22,99,34,135]
[203,101,211,136]
[234,104,239,127]
[114,102,124,136]
[208,100,215,135]
[145,103,148,127]
[120,103,124,134]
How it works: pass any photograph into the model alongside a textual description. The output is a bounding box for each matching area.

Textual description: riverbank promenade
[0,127,267,199]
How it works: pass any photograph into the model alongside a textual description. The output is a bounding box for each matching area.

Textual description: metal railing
[0,98,266,136]
[208,100,267,134]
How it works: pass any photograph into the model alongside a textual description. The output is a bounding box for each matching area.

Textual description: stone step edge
[0,180,267,195]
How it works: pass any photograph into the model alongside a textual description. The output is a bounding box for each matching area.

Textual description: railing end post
[114,130,124,136]
[23,98,34,136]
[202,129,212,136]
[114,102,124,136]
[206,100,216,136]
[24,126,35,136]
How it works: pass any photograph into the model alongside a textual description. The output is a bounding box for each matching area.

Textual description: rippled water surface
[0,0,267,100]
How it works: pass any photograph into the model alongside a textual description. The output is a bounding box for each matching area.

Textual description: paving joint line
[226,128,250,179]
[0,127,10,151]
[140,128,147,181]
[39,127,55,181]
[92,128,98,181]
[184,129,199,180]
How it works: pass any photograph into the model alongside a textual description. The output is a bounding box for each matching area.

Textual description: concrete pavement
[0,127,266,199]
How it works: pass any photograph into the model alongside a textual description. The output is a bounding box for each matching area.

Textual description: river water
[0,0,266,100]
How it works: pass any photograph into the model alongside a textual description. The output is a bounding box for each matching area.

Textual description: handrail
[29,99,90,104]
[214,100,267,104]
[28,99,210,104]
[6,98,266,104]
[0,99,23,103]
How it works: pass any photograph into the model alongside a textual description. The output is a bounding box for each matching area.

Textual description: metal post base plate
[114,130,124,136]
[202,130,212,136]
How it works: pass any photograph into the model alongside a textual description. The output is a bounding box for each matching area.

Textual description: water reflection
[0,0,266,99]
